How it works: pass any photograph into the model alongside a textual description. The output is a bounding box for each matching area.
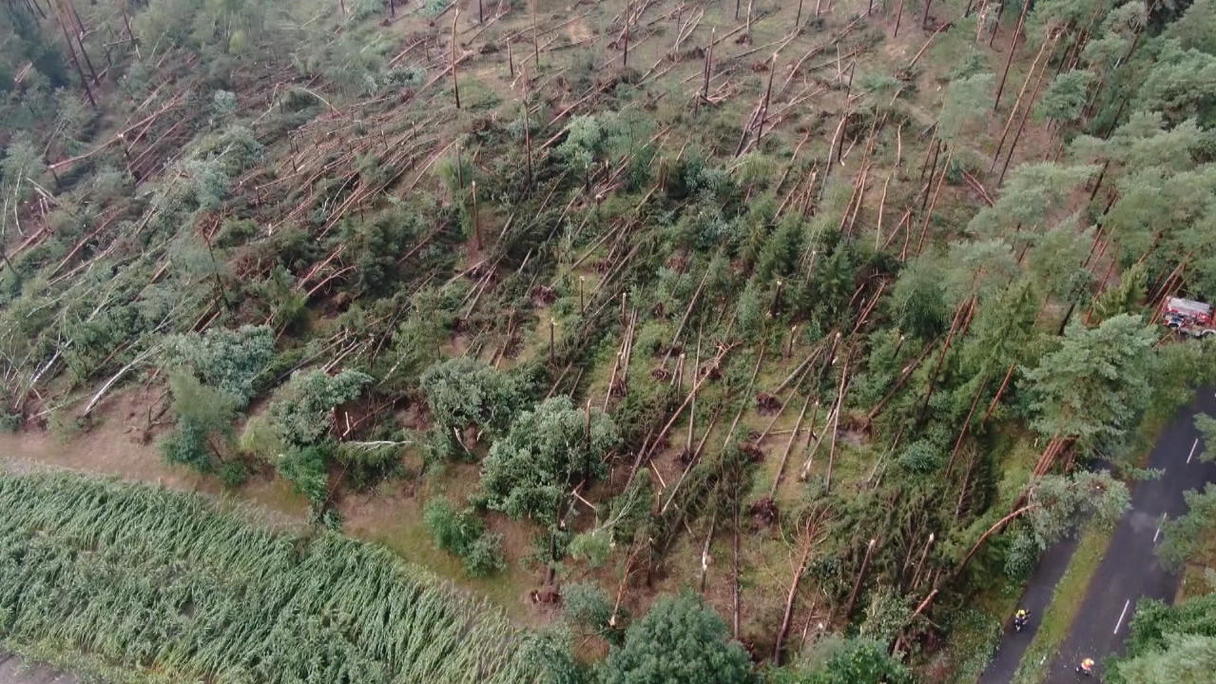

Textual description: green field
[0,473,541,683]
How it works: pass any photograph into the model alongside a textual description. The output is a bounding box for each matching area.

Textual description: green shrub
[464,532,507,577]
[277,445,330,505]
[424,498,506,577]
[269,369,372,447]
[424,498,485,556]
[218,461,251,488]
[562,582,617,640]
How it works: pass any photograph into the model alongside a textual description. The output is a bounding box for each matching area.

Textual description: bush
[218,461,251,488]
[0,412,19,432]
[161,421,213,472]
[424,498,484,555]
[464,533,507,577]
[268,369,372,447]
[562,582,616,639]
[278,446,330,505]
[424,498,506,577]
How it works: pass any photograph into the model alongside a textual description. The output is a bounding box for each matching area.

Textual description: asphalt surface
[979,535,1081,684]
[981,387,1216,683]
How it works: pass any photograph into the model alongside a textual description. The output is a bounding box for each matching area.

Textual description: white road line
[1114,599,1132,634]
[1188,438,1200,464]
[1153,513,1168,543]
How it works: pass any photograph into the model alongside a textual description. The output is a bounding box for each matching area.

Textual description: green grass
[0,473,544,683]
[1010,523,1114,684]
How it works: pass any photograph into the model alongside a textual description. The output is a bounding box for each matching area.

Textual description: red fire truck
[1163,297,1216,337]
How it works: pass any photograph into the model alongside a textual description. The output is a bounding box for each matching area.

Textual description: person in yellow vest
[1076,657,1095,676]
[1013,609,1029,631]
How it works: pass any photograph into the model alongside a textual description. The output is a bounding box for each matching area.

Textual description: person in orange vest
[1076,657,1095,676]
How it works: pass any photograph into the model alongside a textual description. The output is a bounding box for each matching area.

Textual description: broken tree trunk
[992,0,1032,110]
[770,395,813,498]
[772,523,817,665]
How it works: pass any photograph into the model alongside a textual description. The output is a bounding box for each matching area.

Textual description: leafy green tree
[1196,414,1216,456]
[557,115,604,178]
[1023,314,1157,453]
[421,357,526,437]
[1091,263,1148,322]
[1104,165,1216,272]
[1169,0,1216,55]
[896,439,944,474]
[278,445,330,504]
[1158,483,1216,571]
[160,371,240,476]
[517,627,586,684]
[969,470,1129,576]
[943,238,1021,305]
[1,133,47,204]
[1114,633,1216,683]
[1135,41,1216,126]
[163,325,274,406]
[956,277,1039,381]
[381,285,459,388]
[334,206,426,296]
[268,369,372,446]
[569,530,612,568]
[1071,113,1207,175]
[888,256,948,338]
[598,592,753,684]
[1027,224,1093,305]
[481,396,618,524]
[1023,470,1130,549]
[968,163,1097,238]
[771,635,911,684]
[1109,593,1216,683]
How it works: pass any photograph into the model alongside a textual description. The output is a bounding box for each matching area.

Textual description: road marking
[1188,438,1200,463]
[1114,599,1132,634]
[1153,513,1168,543]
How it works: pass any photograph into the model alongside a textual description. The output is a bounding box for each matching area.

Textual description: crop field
[0,473,541,683]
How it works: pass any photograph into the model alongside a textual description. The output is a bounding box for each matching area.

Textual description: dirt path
[0,654,76,684]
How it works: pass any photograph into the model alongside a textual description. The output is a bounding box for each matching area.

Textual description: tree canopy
[598,592,753,684]
[480,396,618,524]
[1023,314,1158,454]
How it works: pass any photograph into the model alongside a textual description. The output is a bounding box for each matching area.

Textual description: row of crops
[0,474,542,682]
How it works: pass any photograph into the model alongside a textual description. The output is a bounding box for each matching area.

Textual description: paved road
[978,536,1081,684]
[981,387,1216,683]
